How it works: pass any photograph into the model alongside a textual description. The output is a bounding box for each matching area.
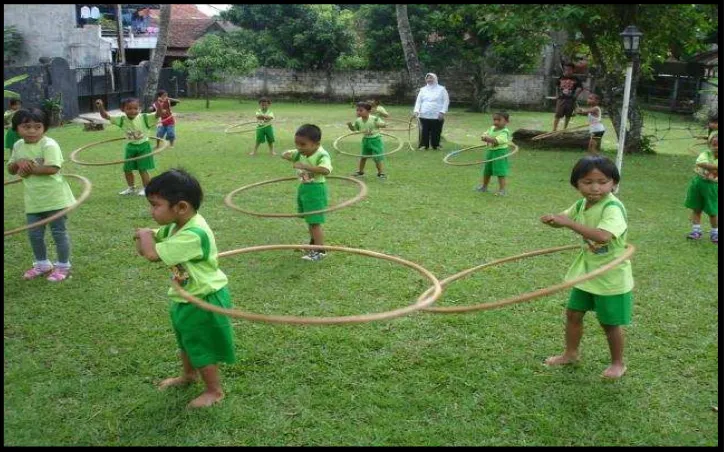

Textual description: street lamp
[615,25,643,192]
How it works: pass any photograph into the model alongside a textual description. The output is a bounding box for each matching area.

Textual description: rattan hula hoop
[687,141,710,156]
[332,131,404,158]
[531,124,589,141]
[385,116,419,132]
[420,243,635,313]
[224,175,368,218]
[443,142,520,167]
[224,121,272,134]
[170,244,443,325]
[4,174,92,237]
[70,136,169,166]
[408,116,421,151]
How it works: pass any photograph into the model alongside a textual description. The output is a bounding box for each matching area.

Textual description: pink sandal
[23,265,53,280]
[46,267,71,282]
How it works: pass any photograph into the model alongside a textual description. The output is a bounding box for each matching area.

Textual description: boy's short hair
[259,97,271,104]
[295,124,322,143]
[493,111,509,121]
[156,89,168,97]
[145,168,204,211]
[356,101,372,111]
[570,155,621,187]
[9,99,22,107]
[120,97,140,108]
[12,108,49,132]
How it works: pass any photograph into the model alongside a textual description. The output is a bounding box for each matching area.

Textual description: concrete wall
[4,4,112,68]
[4,58,79,121]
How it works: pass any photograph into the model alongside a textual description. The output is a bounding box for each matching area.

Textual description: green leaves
[4,73,28,99]
[172,34,258,84]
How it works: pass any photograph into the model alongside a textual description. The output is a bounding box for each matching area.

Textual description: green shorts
[361,135,384,162]
[482,147,510,177]
[297,182,328,225]
[5,128,20,151]
[255,124,275,144]
[567,287,633,326]
[170,286,236,369]
[684,175,718,216]
[122,141,155,172]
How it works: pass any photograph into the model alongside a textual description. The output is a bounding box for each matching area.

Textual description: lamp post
[615,25,643,192]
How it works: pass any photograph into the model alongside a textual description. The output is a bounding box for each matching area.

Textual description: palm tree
[395,5,424,88]
[142,4,172,109]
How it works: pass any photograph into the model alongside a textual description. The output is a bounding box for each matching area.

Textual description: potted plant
[41,93,63,127]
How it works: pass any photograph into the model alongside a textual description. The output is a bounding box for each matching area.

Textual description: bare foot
[602,364,627,379]
[270,151,277,156]
[544,354,579,366]
[158,376,197,390]
[249,152,256,156]
[187,390,224,409]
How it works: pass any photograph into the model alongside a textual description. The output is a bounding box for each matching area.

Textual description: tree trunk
[512,128,590,149]
[116,4,126,65]
[205,81,210,109]
[142,3,171,110]
[395,5,424,88]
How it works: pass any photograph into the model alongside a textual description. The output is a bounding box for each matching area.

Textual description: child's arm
[96,99,110,120]
[7,159,34,175]
[23,164,60,177]
[281,150,296,161]
[347,120,356,132]
[575,106,593,115]
[135,228,161,261]
[293,162,330,175]
[168,97,181,104]
[540,213,613,243]
[696,161,718,171]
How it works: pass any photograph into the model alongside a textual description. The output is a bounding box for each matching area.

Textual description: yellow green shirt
[694,150,718,182]
[109,113,155,144]
[9,136,76,214]
[289,146,332,184]
[353,116,385,139]
[562,193,633,295]
[255,108,274,127]
[4,109,17,127]
[154,213,228,303]
[484,126,511,151]
[373,105,389,119]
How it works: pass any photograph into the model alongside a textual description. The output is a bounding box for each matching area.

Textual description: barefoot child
[7,108,75,282]
[151,89,180,149]
[281,124,332,262]
[348,101,387,180]
[684,134,718,244]
[540,155,633,379]
[476,111,512,196]
[97,98,160,196]
[250,97,276,156]
[135,169,235,409]
[575,93,605,154]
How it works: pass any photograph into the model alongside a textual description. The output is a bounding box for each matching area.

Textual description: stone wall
[3,58,79,121]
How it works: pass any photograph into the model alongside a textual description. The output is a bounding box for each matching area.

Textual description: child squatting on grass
[135,169,235,409]
[281,124,333,262]
[684,134,718,244]
[540,155,633,380]
[7,108,76,282]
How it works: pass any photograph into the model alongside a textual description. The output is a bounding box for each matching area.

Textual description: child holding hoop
[348,101,387,180]
[369,99,390,120]
[250,97,276,156]
[575,93,605,154]
[4,99,23,153]
[151,89,180,149]
[281,124,333,262]
[7,108,76,282]
[540,155,633,379]
[135,169,235,409]
[97,97,160,196]
[685,134,718,244]
[476,111,511,196]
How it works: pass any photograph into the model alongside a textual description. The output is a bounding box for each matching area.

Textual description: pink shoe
[46,267,71,282]
[23,265,54,280]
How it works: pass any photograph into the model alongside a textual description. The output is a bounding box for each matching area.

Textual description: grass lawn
[3,99,718,446]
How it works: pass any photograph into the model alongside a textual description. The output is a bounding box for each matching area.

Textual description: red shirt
[153,99,175,126]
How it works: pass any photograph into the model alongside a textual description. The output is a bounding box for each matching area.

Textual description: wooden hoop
[531,124,589,141]
[225,121,272,134]
[170,244,443,325]
[443,142,519,167]
[4,174,92,237]
[332,131,404,158]
[70,136,169,166]
[408,116,421,151]
[687,141,709,156]
[420,243,635,313]
[224,175,367,218]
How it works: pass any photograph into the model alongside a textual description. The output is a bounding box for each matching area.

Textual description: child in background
[250,97,276,156]
[707,113,717,143]
[369,99,390,120]
[348,101,387,180]
[135,169,235,409]
[575,93,605,154]
[4,99,23,153]
[7,108,76,282]
[684,135,718,244]
[281,124,333,262]
[540,155,634,380]
[476,111,512,196]
[97,97,160,196]
[151,89,180,149]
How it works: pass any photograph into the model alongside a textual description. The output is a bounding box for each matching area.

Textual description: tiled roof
[148,4,210,20]
[168,18,216,49]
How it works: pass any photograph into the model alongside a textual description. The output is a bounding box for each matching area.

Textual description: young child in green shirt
[281,124,333,262]
[476,111,512,196]
[97,97,160,196]
[540,155,633,380]
[7,108,76,282]
[250,97,276,156]
[685,134,718,243]
[369,99,389,120]
[4,99,23,153]
[348,101,387,180]
[135,169,235,409]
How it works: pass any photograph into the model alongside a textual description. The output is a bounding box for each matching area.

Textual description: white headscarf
[414,73,449,119]
[424,73,439,88]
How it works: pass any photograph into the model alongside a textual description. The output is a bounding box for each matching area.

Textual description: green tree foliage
[172,34,258,109]
[4,26,24,65]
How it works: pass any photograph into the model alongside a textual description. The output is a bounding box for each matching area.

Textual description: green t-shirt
[484,126,511,151]
[255,108,274,127]
[695,150,718,182]
[562,193,633,295]
[373,105,389,118]
[154,213,228,303]
[353,116,385,138]
[9,136,76,214]
[289,146,333,184]
[109,113,155,144]
[4,109,17,127]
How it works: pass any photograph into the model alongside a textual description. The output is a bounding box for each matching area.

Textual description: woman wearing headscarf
[413,73,450,150]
